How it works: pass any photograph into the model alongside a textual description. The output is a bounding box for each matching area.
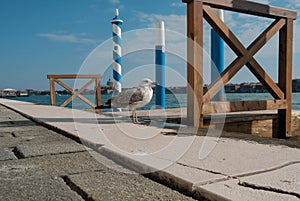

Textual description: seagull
[95,78,156,123]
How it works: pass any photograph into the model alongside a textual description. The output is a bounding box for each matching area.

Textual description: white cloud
[36,33,99,45]
[109,0,120,5]
[171,2,185,7]
[137,12,186,35]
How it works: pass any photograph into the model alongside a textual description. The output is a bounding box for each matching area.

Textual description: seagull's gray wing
[111,88,138,108]
[129,88,144,105]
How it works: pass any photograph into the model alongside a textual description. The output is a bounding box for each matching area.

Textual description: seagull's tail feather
[95,98,112,109]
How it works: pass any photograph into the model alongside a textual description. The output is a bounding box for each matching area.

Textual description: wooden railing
[182,0,297,138]
[47,74,101,111]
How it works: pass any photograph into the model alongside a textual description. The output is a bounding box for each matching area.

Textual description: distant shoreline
[1,78,300,96]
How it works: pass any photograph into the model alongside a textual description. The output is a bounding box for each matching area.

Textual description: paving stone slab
[197,179,299,201]
[66,171,195,201]
[17,133,67,142]
[15,140,87,158]
[0,131,13,137]
[0,125,44,133]
[177,137,300,177]
[0,133,68,149]
[11,128,57,137]
[239,163,300,198]
[0,176,83,201]
[0,152,108,179]
[0,148,16,161]
[0,137,25,148]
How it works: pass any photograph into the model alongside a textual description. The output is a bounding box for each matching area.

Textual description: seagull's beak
[152,82,157,86]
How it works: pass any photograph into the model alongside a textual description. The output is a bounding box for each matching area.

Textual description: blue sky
[0,0,299,90]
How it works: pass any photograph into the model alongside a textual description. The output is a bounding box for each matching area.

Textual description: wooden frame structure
[182,0,297,138]
[47,74,101,110]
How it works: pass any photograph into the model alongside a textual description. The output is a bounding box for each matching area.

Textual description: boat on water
[0,88,17,97]
[17,90,29,97]
[0,89,29,97]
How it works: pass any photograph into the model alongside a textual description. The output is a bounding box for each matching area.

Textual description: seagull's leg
[135,111,138,124]
[133,110,140,124]
[131,110,134,122]
[131,110,136,123]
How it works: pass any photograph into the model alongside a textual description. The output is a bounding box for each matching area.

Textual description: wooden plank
[203,6,284,99]
[247,59,283,99]
[77,94,96,108]
[203,5,244,56]
[183,0,297,19]
[203,17,285,102]
[60,95,75,108]
[60,79,95,108]
[246,19,285,56]
[55,79,74,93]
[202,100,287,114]
[95,78,102,112]
[187,0,204,127]
[49,78,56,106]
[47,74,101,79]
[277,19,293,138]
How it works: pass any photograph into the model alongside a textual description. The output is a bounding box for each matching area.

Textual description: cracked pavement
[1,99,300,200]
[0,105,195,201]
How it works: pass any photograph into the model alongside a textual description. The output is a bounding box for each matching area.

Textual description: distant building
[225,84,239,93]
[238,83,255,93]
[293,79,300,92]
[252,83,267,93]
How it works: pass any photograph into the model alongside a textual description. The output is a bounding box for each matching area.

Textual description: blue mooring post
[111,9,123,95]
[155,21,166,109]
[211,9,225,101]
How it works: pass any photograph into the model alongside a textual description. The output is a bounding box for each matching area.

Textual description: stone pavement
[1,99,300,201]
[0,104,195,201]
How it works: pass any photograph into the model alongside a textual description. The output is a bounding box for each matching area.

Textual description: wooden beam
[202,100,287,114]
[95,78,102,112]
[47,74,101,79]
[183,0,297,19]
[204,6,284,99]
[59,79,95,108]
[49,78,56,106]
[246,59,283,99]
[277,19,293,138]
[203,15,285,102]
[55,79,74,94]
[77,94,96,108]
[187,0,204,127]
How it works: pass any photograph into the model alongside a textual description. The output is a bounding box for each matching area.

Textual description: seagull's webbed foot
[133,119,140,124]
[132,110,141,124]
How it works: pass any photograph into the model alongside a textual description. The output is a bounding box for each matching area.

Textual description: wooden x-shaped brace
[55,78,96,108]
[203,5,286,103]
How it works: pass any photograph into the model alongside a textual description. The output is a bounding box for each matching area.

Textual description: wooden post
[95,78,102,113]
[277,19,293,138]
[186,0,204,127]
[49,78,56,106]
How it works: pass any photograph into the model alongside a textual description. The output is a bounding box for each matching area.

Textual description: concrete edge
[0,103,83,144]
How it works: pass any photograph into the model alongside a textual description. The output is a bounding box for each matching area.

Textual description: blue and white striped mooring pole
[111,9,123,95]
[155,21,166,109]
[211,9,225,101]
